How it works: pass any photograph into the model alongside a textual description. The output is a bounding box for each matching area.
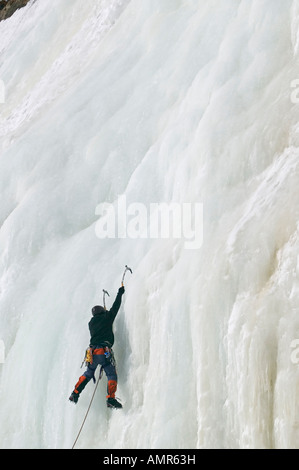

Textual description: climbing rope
[72,368,103,449]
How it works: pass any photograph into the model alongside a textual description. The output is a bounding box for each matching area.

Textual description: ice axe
[121,265,132,286]
[102,289,110,310]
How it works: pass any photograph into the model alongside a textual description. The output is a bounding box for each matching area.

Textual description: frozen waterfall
[0,0,298,449]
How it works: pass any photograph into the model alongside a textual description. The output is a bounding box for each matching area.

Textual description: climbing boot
[69,391,79,404]
[107,397,122,409]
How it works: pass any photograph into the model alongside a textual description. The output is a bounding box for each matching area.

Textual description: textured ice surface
[0,0,298,449]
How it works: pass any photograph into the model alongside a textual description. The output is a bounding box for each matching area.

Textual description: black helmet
[92,305,106,316]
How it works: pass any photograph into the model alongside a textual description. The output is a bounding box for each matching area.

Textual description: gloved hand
[118,285,125,295]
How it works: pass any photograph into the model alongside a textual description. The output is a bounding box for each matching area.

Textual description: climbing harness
[104,346,116,368]
[81,347,94,368]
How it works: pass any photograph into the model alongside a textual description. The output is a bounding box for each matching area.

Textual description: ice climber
[69,285,125,409]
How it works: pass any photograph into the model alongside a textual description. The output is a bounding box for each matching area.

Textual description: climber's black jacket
[88,287,124,347]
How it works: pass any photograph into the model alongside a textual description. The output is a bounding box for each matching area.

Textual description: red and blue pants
[74,347,117,398]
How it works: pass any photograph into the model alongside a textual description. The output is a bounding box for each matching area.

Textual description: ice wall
[0,0,298,449]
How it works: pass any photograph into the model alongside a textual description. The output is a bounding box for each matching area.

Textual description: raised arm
[109,286,125,321]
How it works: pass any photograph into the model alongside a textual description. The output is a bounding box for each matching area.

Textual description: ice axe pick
[121,265,132,286]
[102,289,110,310]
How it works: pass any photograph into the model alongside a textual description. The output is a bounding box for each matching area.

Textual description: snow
[0,0,299,449]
